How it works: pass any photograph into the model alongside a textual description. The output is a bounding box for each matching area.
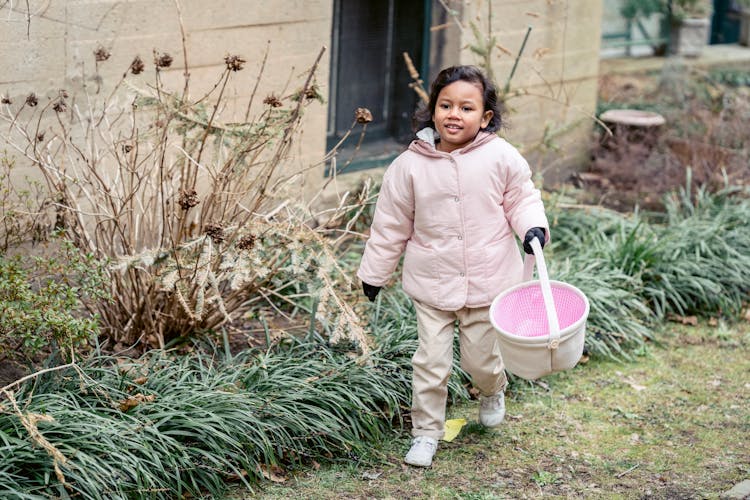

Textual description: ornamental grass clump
[547,181,750,357]
[0,324,428,498]
[645,183,750,317]
[546,206,657,359]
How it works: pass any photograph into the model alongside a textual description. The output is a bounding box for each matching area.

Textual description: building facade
[1,0,603,192]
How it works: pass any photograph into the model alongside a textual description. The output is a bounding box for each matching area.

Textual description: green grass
[248,321,750,499]
[0,314,470,499]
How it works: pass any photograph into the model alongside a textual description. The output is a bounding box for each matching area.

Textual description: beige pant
[411,300,507,439]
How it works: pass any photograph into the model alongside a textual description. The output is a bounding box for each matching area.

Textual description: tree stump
[598,109,666,163]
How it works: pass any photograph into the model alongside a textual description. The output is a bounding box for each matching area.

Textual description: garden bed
[583,66,750,212]
[1,59,749,499]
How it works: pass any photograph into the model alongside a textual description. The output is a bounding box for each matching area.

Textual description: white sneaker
[404,436,438,467]
[479,391,506,428]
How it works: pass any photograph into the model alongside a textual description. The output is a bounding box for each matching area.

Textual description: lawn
[249,321,750,499]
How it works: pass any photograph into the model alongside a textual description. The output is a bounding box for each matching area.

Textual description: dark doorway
[327,0,431,174]
[710,0,741,44]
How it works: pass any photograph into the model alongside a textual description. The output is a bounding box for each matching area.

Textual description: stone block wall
[460,0,604,186]
[1,0,602,195]
[1,0,332,191]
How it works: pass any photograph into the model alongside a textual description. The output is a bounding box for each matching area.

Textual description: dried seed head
[263,94,283,108]
[224,54,246,72]
[237,234,256,250]
[121,143,133,154]
[355,107,373,124]
[52,99,67,113]
[25,93,38,107]
[94,46,111,62]
[36,132,45,142]
[292,84,321,102]
[154,52,173,68]
[1,95,11,104]
[178,189,200,210]
[204,223,225,243]
[302,84,321,101]
[130,56,145,75]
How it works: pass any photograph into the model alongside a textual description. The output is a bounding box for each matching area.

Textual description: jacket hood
[408,128,497,158]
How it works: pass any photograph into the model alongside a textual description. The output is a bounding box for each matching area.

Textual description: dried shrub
[0,156,50,252]
[0,47,370,353]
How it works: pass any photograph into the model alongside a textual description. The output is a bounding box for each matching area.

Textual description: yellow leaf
[118,394,155,412]
[442,418,467,442]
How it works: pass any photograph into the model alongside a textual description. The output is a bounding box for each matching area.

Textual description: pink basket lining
[492,284,587,337]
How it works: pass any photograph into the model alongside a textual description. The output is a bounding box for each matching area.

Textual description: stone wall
[1,0,332,191]
[1,0,602,194]
[460,0,603,186]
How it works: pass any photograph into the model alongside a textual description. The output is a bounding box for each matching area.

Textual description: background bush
[0,238,108,365]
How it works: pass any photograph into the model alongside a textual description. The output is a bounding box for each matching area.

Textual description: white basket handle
[521,237,561,349]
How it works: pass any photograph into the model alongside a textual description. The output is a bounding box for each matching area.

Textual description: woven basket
[489,238,589,380]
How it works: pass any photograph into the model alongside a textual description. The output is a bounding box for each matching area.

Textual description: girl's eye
[439,103,450,109]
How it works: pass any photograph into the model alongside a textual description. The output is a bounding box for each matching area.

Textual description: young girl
[357,65,549,467]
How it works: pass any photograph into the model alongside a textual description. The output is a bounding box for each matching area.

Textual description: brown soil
[578,70,750,212]
[0,360,28,388]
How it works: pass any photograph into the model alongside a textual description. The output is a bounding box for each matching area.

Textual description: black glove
[523,227,546,255]
[362,281,381,302]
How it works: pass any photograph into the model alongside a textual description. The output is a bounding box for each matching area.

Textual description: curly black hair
[413,65,506,133]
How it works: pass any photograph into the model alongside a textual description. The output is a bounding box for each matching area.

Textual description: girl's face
[432,79,493,153]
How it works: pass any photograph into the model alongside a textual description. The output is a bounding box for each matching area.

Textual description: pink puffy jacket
[357,131,549,311]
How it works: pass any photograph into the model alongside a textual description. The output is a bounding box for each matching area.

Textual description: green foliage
[652,184,750,316]
[708,68,750,88]
[671,0,712,17]
[552,251,656,360]
[548,183,750,358]
[548,206,656,358]
[0,321,434,498]
[531,470,560,487]
[0,239,108,363]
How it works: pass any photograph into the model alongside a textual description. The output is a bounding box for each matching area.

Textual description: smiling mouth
[444,124,462,130]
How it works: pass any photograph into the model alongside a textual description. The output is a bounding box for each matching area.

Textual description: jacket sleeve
[357,163,414,287]
[502,148,550,242]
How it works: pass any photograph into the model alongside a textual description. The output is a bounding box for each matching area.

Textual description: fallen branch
[615,463,640,478]
[0,362,80,396]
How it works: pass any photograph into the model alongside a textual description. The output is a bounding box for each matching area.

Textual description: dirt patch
[0,360,28,388]
[585,132,748,211]
[580,69,750,212]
